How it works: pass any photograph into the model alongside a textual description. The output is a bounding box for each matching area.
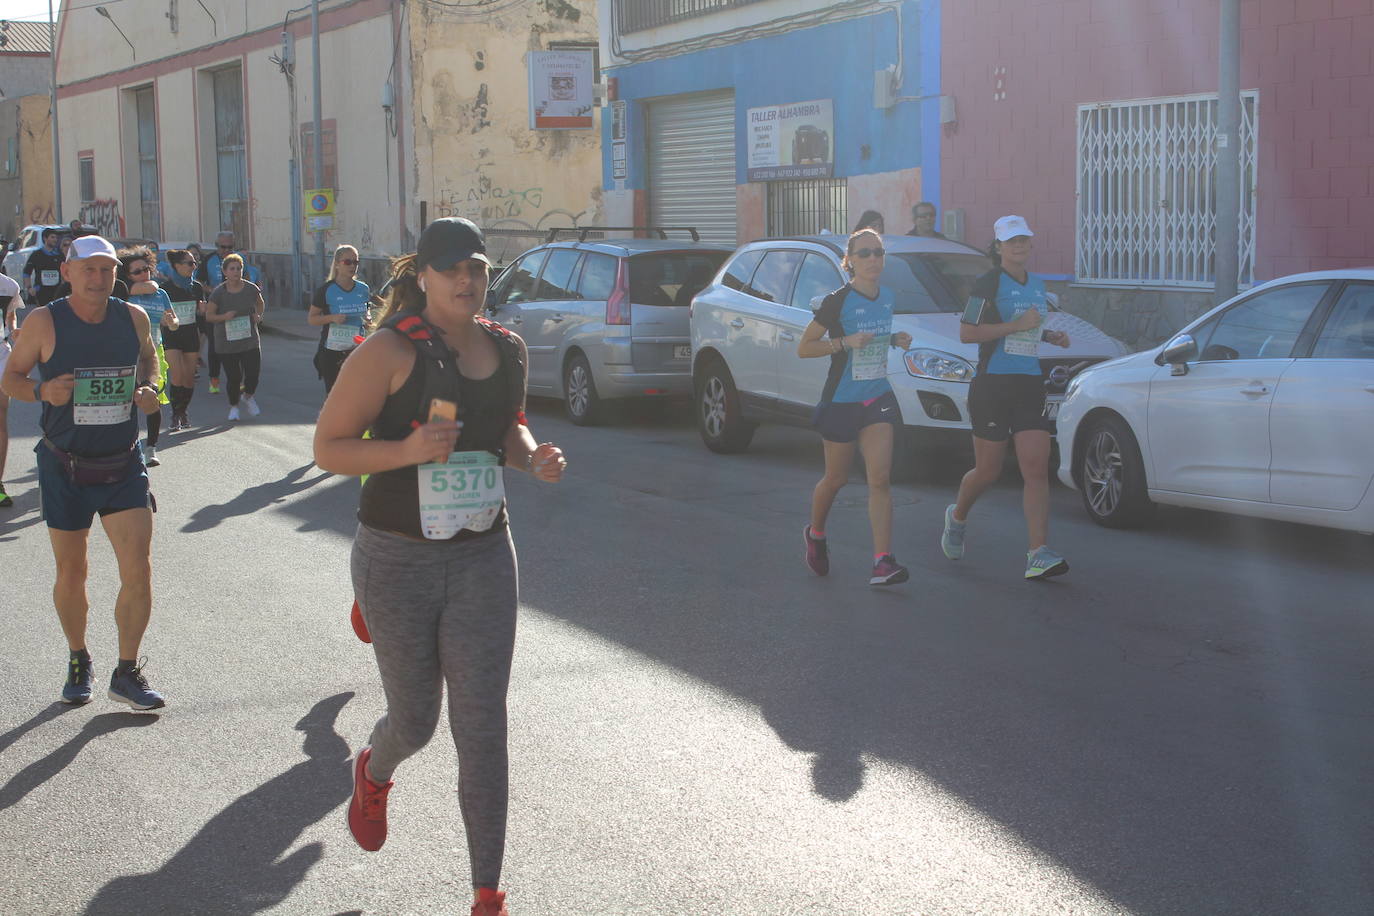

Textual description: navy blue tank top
[40,297,141,455]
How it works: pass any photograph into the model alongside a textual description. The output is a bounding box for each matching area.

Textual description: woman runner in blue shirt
[941,215,1072,579]
[797,228,913,586]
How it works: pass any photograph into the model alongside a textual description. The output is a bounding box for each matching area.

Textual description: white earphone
[418,277,427,292]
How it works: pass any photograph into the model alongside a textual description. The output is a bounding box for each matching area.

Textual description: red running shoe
[350,600,371,643]
[347,747,392,851]
[472,888,510,916]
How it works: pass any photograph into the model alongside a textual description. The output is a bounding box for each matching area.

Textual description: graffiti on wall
[78,199,125,238]
[28,204,56,224]
[435,183,546,224]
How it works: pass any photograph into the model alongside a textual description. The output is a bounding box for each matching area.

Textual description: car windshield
[882,252,991,314]
[628,251,729,307]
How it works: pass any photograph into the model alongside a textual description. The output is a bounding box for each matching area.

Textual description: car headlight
[904,348,974,382]
[1064,371,1088,403]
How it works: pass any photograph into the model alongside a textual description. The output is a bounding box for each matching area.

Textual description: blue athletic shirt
[127,288,172,349]
[813,284,895,404]
[312,279,371,352]
[961,269,1048,376]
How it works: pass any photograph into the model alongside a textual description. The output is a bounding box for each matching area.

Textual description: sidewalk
[259,306,318,342]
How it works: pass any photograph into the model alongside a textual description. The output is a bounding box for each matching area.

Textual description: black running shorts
[967,373,1053,442]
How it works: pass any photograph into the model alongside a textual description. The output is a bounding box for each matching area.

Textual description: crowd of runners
[0,210,1067,915]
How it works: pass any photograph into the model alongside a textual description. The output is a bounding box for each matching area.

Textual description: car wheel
[1078,414,1153,528]
[564,352,602,426]
[696,360,755,454]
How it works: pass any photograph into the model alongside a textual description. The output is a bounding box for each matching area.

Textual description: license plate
[1043,397,1063,421]
[674,345,691,360]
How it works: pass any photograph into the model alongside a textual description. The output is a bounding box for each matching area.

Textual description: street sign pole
[311,0,326,287]
[1215,0,1241,305]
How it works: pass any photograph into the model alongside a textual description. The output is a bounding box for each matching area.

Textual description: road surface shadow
[180,462,332,533]
[0,713,159,812]
[0,702,81,757]
[514,475,1374,915]
[84,692,355,916]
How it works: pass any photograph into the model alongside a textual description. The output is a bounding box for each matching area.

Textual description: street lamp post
[48,0,62,223]
[1215,0,1241,305]
[311,0,326,287]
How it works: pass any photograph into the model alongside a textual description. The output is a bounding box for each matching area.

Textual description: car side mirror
[1159,334,1197,375]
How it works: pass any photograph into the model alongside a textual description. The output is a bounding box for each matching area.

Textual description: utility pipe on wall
[1215,0,1241,305]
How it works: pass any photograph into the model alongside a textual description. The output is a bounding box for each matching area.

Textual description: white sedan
[1056,269,1374,534]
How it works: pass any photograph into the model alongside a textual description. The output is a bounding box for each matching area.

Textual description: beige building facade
[53,0,601,296]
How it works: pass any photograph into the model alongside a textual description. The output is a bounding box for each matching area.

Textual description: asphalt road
[1,327,1372,915]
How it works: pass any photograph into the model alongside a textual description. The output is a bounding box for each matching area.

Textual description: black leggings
[220,350,261,405]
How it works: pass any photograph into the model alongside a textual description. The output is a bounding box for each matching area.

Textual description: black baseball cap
[416,217,490,271]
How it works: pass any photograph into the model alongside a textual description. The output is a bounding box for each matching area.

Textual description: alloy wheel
[701,376,727,440]
[1083,428,1124,517]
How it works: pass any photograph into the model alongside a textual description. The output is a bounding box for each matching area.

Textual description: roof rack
[543,226,701,244]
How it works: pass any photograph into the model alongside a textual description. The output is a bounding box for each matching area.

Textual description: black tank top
[357,337,514,540]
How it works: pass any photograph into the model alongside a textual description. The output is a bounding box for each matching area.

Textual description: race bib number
[224,315,252,341]
[171,299,197,325]
[1003,305,1046,358]
[41,270,60,287]
[850,334,890,381]
[325,323,359,352]
[73,365,135,425]
[417,451,504,539]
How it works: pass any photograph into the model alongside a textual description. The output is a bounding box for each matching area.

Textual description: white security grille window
[135,86,161,238]
[212,66,248,243]
[1076,92,1257,288]
[766,179,847,237]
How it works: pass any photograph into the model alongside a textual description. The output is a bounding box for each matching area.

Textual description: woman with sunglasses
[159,250,209,429]
[941,215,1072,580]
[204,253,265,422]
[797,227,913,586]
[308,245,374,394]
[119,246,178,466]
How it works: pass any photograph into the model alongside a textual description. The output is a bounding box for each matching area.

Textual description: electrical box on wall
[874,67,898,109]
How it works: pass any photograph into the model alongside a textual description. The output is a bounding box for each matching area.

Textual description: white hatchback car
[1056,269,1374,534]
[689,234,1127,462]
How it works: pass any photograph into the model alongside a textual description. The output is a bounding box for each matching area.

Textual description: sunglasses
[218,245,233,251]
[339,259,359,266]
[129,267,152,276]
[853,247,885,259]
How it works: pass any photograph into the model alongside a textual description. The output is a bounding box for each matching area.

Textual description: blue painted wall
[603,0,937,197]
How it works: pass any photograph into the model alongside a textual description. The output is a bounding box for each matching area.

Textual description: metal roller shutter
[648,91,737,246]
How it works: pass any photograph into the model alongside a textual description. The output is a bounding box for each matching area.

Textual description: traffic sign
[305,188,336,217]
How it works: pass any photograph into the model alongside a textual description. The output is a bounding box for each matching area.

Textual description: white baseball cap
[66,235,119,264]
[993,215,1034,242]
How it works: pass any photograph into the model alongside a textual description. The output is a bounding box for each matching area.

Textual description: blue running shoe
[62,653,94,705]
[941,504,966,560]
[1025,546,1069,581]
[108,660,166,712]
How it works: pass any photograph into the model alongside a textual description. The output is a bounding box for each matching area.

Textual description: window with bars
[212,66,248,243]
[766,178,847,238]
[617,0,769,34]
[1076,92,1257,288]
[78,155,95,206]
[134,86,161,238]
[300,120,337,190]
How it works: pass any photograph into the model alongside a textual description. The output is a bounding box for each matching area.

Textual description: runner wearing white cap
[941,216,1073,580]
[0,234,167,710]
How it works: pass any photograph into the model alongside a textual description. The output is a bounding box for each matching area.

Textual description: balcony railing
[616,0,770,34]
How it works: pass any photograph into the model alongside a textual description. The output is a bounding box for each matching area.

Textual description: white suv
[689,234,1127,464]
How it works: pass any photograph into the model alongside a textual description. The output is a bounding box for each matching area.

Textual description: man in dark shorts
[23,228,66,308]
[1,235,168,710]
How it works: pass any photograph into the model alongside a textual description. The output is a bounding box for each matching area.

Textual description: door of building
[647,91,737,246]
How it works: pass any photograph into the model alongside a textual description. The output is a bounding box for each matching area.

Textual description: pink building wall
[941,0,1374,283]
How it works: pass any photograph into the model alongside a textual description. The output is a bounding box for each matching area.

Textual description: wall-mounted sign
[529,50,596,129]
[611,100,628,141]
[746,99,835,181]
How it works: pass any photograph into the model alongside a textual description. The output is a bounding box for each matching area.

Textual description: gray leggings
[351,523,518,889]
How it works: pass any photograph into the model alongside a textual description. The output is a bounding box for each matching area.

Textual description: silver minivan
[485,233,732,424]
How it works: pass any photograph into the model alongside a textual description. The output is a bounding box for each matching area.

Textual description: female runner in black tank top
[313,218,566,916]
